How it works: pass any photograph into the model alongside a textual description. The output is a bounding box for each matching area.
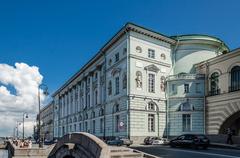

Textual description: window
[115,104,120,112]
[108,81,112,95]
[136,46,142,53]
[69,125,72,132]
[148,74,155,93]
[87,93,90,107]
[123,48,127,54]
[115,115,120,132]
[196,83,200,93]
[148,49,155,59]
[161,53,166,60]
[74,124,76,132]
[210,72,219,95]
[171,84,176,93]
[99,108,104,116]
[85,122,88,132]
[115,77,120,95]
[148,114,155,132]
[79,123,82,131]
[230,66,240,92]
[184,84,189,93]
[123,73,127,89]
[182,114,191,132]
[92,120,96,134]
[100,118,104,133]
[108,59,112,66]
[148,102,155,111]
[95,90,98,105]
[115,53,119,62]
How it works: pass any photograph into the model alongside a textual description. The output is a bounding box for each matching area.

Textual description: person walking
[226,128,233,145]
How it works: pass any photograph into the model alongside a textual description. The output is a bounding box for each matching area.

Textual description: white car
[152,138,168,145]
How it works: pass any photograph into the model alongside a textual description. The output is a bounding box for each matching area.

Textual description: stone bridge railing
[48,132,110,158]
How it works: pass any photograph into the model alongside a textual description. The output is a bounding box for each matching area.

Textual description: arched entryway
[219,110,240,136]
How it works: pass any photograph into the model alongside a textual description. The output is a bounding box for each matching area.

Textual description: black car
[169,134,209,149]
[107,137,133,146]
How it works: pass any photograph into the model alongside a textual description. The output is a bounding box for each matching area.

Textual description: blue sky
[1,0,240,94]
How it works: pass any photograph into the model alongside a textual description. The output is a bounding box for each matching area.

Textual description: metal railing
[166,74,205,81]
[209,89,221,96]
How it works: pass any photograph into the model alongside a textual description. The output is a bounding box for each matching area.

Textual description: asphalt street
[131,145,240,158]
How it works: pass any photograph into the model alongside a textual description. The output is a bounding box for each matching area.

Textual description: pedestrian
[226,128,233,145]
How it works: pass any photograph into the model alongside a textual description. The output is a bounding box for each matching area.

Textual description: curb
[210,143,240,150]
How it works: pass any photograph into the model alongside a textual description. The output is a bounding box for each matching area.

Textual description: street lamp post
[38,84,48,148]
[22,112,28,140]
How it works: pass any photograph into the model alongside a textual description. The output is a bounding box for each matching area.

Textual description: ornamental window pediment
[111,67,121,76]
[144,64,160,73]
[177,102,194,112]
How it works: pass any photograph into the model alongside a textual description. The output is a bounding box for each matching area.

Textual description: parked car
[152,138,168,145]
[144,137,159,145]
[107,137,133,146]
[169,134,209,149]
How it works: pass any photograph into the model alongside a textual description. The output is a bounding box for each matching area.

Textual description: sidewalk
[210,143,240,150]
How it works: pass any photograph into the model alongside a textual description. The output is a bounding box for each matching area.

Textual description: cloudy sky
[0,62,46,137]
[0,0,239,137]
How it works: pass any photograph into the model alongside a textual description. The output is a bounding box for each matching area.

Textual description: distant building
[39,101,54,141]
[52,23,231,143]
[196,48,240,136]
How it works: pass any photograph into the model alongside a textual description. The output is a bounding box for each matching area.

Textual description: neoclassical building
[52,23,231,143]
[196,48,240,137]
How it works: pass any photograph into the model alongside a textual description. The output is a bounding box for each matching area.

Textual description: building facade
[196,48,240,137]
[40,101,54,141]
[52,23,230,143]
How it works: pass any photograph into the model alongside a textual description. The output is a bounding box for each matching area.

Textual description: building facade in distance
[52,23,229,143]
[39,101,54,141]
[196,48,240,137]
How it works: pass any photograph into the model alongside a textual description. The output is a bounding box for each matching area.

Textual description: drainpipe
[204,62,209,135]
[126,30,130,139]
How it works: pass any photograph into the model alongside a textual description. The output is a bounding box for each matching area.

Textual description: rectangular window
[85,122,88,132]
[69,125,72,132]
[100,118,104,133]
[196,83,200,93]
[115,77,120,95]
[171,84,176,94]
[148,114,155,132]
[148,74,155,93]
[148,49,155,59]
[184,84,189,93]
[182,114,191,132]
[115,53,119,62]
[92,120,95,134]
[74,124,76,132]
[95,90,98,105]
[79,123,82,131]
[115,115,120,132]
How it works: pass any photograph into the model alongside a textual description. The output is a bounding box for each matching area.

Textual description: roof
[52,22,177,97]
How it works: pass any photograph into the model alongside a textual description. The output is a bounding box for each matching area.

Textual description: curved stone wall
[48,132,109,158]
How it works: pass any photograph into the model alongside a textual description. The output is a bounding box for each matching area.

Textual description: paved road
[131,145,240,158]
[0,150,8,158]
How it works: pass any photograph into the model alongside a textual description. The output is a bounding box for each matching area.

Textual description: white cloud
[0,62,46,137]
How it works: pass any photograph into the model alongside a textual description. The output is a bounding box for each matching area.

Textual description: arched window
[147,102,156,111]
[108,81,112,95]
[210,72,219,95]
[230,66,240,92]
[99,108,104,116]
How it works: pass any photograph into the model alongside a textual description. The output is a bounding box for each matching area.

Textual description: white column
[89,74,93,107]
[83,79,86,109]
[97,70,101,105]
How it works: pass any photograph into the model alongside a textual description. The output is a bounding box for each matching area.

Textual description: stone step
[110,151,143,158]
